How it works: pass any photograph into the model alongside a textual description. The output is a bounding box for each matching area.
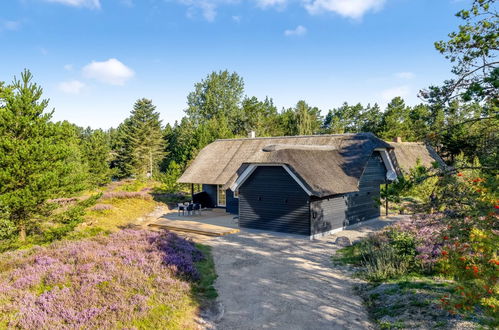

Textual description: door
[217,185,226,207]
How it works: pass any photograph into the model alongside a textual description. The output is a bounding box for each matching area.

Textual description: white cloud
[181,0,219,22]
[256,0,287,8]
[64,64,74,71]
[82,58,135,85]
[395,71,415,79]
[58,80,85,94]
[381,85,410,102]
[0,20,21,31]
[303,0,386,19]
[284,25,307,36]
[45,0,101,9]
[232,15,241,22]
[177,0,385,22]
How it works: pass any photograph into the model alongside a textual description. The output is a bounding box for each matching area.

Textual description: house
[177,133,444,238]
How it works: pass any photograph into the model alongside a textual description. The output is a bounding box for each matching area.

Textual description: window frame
[217,185,226,207]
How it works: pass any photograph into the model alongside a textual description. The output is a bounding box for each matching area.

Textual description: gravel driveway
[206,216,406,330]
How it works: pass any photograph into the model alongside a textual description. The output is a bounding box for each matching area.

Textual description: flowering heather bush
[100,191,152,200]
[0,229,204,329]
[90,204,113,212]
[47,197,79,205]
[392,213,447,270]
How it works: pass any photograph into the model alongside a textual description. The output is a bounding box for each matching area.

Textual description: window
[233,189,239,198]
[217,185,226,207]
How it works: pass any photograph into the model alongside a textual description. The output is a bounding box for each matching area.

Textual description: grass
[131,294,198,330]
[192,244,218,301]
[332,244,362,266]
[79,197,159,232]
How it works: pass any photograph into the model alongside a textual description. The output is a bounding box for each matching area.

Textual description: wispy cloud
[177,0,385,21]
[395,71,415,79]
[58,80,85,94]
[82,58,135,85]
[284,25,307,37]
[256,0,287,9]
[64,64,74,71]
[181,0,218,22]
[381,85,410,102]
[0,20,21,32]
[45,0,101,9]
[303,0,386,19]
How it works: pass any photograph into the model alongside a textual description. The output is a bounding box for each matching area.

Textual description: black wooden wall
[201,184,239,213]
[226,189,239,214]
[202,184,217,208]
[310,152,386,234]
[238,166,311,235]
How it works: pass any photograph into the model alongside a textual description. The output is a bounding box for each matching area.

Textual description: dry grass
[79,198,159,232]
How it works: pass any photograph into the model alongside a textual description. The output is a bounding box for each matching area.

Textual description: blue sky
[1,0,465,129]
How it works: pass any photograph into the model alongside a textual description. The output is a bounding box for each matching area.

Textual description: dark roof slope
[178,133,392,196]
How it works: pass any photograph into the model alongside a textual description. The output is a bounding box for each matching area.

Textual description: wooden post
[385,182,389,216]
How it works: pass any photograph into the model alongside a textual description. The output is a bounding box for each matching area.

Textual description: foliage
[0,70,87,241]
[80,127,112,187]
[112,99,165,179]
[353,230,417,282]
[186,70,245,133]
[422,0,498,108]
[0,229,204,329]
[159,161,184,193]
[192,244,218,300]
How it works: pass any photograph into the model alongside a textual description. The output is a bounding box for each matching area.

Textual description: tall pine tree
[114,99,165,178]
[0,70,86,240]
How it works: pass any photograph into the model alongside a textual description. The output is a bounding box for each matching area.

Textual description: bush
[357,230,417,282]
[100,191,152,200]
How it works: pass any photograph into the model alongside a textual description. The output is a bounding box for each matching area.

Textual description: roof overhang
[230,163,313,196]
[375,148,398,181]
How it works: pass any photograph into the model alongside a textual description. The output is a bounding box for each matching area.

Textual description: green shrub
[358,230,418,282]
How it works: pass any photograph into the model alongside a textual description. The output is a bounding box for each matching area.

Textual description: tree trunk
[19,223,26,242]
[385,183,389,216]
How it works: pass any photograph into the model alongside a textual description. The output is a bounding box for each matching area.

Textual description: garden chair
[186,203,194,216]
[193,203,201,215]
[177,203,186,216]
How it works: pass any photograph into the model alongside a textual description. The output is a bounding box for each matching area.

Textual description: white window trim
[217,185,226,207]
[230,164,312,196]
[374,148,398,181]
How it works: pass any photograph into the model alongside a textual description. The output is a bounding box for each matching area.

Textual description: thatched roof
[178,133,394,197]
[388,142,446,174]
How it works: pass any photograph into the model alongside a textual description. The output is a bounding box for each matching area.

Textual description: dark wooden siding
[239,166,310,235]
[201,184,217,208]
[310,152,386,234]
[226,189,239,214]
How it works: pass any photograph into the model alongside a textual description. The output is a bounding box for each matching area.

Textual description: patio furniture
[177,203,186,216]
[186,203,194,215]
[193,203,201,215]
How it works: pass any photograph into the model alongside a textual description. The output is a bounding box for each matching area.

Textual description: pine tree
[114,99,165,178]
[0,70,86,240]
[80,127,112,186]
[379,97,413,141]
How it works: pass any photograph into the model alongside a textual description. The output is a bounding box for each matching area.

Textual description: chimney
[248,130,256,139]
[393,137,402,143]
